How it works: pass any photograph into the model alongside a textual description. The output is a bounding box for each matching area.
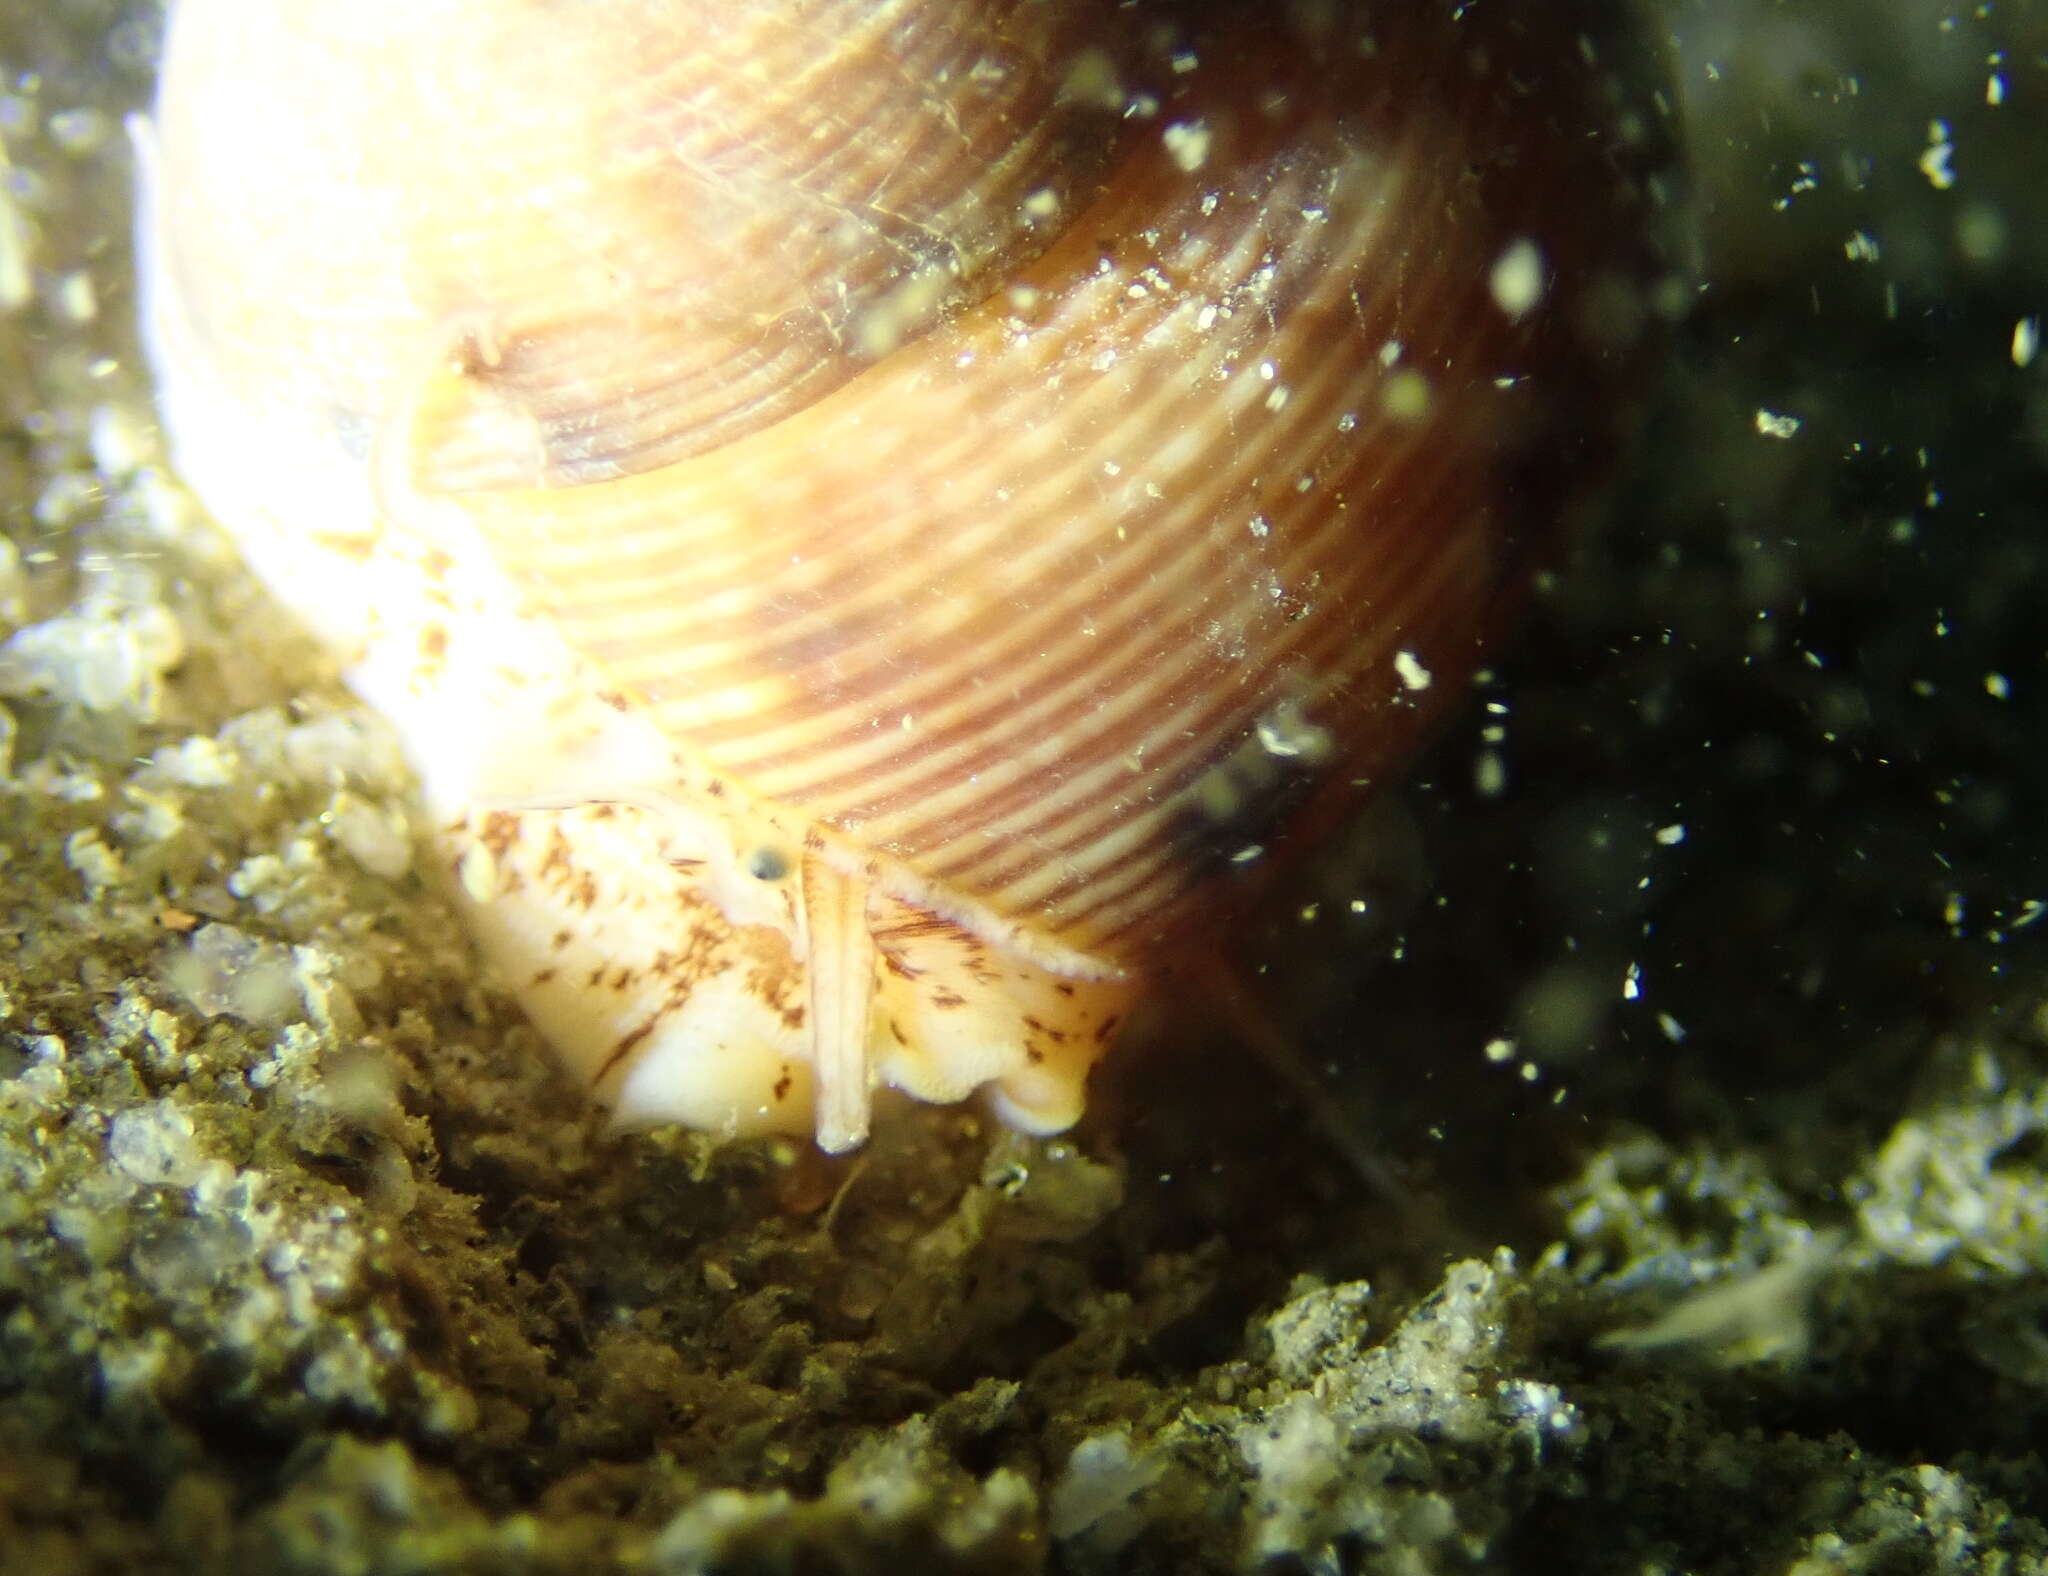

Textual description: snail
[136,0,1672,1151]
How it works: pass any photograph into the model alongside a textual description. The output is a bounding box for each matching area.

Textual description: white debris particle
[1484,1037,1517,1064]
[1496,1379,1586,1449]
[1058,48,1124,112]
[853,263,953,358]
[1657,1013,1687,1043]
[0,603,186,718]
[1021,187,1060,222]
[1264,384,1291,413]
[1488,237,1547,320]
[1597,1244,1835,1363]
[1049,1430,1167,1543]
[88,402,151,479]
[1255,702,1331,761]
[0,190,34,314]
[1843,230,1881,263]
[1918,120,1956,190]
[0,536,21,624]
[1169,48,1199,74]
[53,269,96,323]
[1655,823,1687,846]
[2012,317,2040,368]
[1377,339,1404,367]
[47,106,111,154]
[165,924,304,1029]
[280,712,407,789]
[1622,962,1642,1002]
[34,469,101,528]
[1984,672,2011,700]
[1382,368,1432,422]
[1162,119,1212,174]
[1987,73,2006,107]
[1754,408,1802,439]
[1475,750,1507,797]
[324,795,413,881]
[109,1101,209,1188]
[136,468,198,537]
[1393,649,1432,692]
[64,827,125,892]
[1248,513,1270,540]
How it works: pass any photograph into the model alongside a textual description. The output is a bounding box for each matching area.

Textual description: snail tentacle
[799,851,880,1153]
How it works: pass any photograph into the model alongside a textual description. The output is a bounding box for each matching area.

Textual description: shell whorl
[155,0,1148,488]
[449,5,1663,959]
[145,0,1671,1143]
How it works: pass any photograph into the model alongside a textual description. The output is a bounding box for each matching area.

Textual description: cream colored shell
[139,0,1667,1148]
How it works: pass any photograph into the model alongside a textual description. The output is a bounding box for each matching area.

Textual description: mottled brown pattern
[538,828,577,881]
[477,812,520,860]
[592,1018,656,1084]
[309,530,377,562]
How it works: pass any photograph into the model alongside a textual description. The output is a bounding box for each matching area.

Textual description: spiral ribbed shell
[153,0,1147,489]
[150,0,1668,971]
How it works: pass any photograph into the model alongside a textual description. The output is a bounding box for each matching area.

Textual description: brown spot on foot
[592,1018,656,1083]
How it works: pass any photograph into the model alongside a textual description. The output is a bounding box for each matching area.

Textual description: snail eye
[743,847,792,883]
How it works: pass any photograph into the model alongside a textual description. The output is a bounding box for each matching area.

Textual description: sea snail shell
[138,0,1670,1150]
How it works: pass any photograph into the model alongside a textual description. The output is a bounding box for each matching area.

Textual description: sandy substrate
[4,2,2048,1572]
